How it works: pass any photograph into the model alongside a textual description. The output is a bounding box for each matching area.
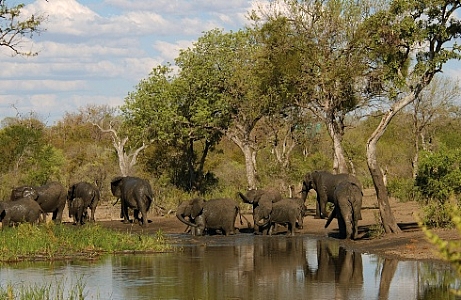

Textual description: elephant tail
[325,207,336,228]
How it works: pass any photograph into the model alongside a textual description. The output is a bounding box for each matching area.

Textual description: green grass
[0,223,170,262]
[0,277,88,300]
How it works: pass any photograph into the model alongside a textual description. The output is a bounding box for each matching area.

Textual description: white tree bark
[93,123,148,176]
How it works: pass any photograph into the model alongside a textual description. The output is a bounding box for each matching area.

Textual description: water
[0,234,459,300]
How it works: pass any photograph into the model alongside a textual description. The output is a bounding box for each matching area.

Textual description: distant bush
[415,149,461,227]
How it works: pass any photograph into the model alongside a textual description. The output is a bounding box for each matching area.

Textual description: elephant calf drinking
[176,197,239,236]
[255,198,306,236]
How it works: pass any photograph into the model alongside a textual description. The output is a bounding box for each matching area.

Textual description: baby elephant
[69,197,86,225]
[255,198,306,236]
[0,198,43,228]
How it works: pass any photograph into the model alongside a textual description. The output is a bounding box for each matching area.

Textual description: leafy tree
[252,0,376,174]
[176,28,290,189]
[409,76,461,177]
[0,0,44,56]
[122,64,222,191]
[361,0,461,234]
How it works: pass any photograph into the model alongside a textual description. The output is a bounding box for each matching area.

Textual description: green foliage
[421,206,461,296]
[416,148,461,204]
[0,223,170,262]
[0,2,44,56]
[387,177,421,202]
[0,278,88,300]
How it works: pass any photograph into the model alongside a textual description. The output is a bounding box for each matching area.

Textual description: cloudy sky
[1,1,461,126]
[0,0,259,125]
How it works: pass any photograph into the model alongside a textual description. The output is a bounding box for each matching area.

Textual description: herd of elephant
[176,170,363,240]
[0,176,154,228]
[0,171,363,240]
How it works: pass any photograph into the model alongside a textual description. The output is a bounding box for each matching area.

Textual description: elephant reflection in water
[306,240,364,299]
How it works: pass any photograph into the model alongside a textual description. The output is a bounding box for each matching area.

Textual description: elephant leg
[288,222,296,236]
[336,212,347,239]
[315,198,322,219]
[91,207,96,222]
[121,202,130,224]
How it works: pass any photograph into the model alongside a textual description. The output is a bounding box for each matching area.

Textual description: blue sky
[1,0,461,126]
[0,0,259,125]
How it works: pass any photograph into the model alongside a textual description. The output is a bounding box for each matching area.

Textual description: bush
[415,149,461,227]
[387,177,421,202]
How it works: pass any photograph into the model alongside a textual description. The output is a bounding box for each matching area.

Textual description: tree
[122,65,222,191]
[93,121,149,177]
[0,1,44,56]
[362,0,461,234]
[410,76,461,178]
[51,105,118,188]
[252,0,375,174]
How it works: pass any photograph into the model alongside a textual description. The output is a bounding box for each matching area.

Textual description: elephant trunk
[238,192,253,204]
[300,182,309,202]
[176,211,198,228]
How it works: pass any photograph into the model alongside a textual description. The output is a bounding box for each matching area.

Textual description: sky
[0,0,260,125]
[1,1,461,126]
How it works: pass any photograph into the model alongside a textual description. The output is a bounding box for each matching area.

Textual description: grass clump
[0,223,170,262]
[0,277,88,300]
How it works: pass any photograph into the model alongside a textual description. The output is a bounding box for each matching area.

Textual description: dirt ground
[81,189,460,262]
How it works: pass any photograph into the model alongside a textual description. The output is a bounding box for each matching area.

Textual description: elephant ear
[190,198,205,219]
[110,177,123,197]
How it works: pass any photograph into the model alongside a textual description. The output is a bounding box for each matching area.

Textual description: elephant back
[34,182,67,212]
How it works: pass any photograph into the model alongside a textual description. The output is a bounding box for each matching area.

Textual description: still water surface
[0,234,459,300]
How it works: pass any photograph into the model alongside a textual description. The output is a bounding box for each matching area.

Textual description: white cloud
[1,0,257,124]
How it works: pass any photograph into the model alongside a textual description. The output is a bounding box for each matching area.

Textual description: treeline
[2,1,461,229]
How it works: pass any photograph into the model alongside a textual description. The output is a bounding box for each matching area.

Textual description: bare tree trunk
[226,131,258,189]
[366,99,417,234]
[327,122,348,174]
[93,123,148,176]
[378,259,398,300]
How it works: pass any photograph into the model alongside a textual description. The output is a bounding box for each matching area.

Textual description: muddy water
[0,234,459,300]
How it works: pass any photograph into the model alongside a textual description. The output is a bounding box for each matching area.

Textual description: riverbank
[93,189,460,263]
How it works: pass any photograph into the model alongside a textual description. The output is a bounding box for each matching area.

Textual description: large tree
[252,0,375,174]
[122,64,223,191]
[362,0,461,233]
[175,29,289,189]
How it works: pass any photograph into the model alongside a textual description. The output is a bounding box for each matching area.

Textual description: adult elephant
[238,189,282,234]
[110,176,153,227]
[11,182,67,223]
[176,197,239,236]
[67,182,100,223]
[254,198,306,236]
[325,181,363,239]
[301,170,362,219]
[0,197,44,227]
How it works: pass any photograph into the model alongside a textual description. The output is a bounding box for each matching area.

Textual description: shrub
[415,149,461,227]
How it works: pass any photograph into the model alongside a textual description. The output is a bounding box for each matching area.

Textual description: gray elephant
[254,198,306,236]
[67,182,100,223]
[110,176,153,226]
[238,189,282,234]
[301,170,362,219]
[11,181,67,223]
[68,197,86,225]
[176,197,239,236]
[325,181,363,239]
[0,198,43,227]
